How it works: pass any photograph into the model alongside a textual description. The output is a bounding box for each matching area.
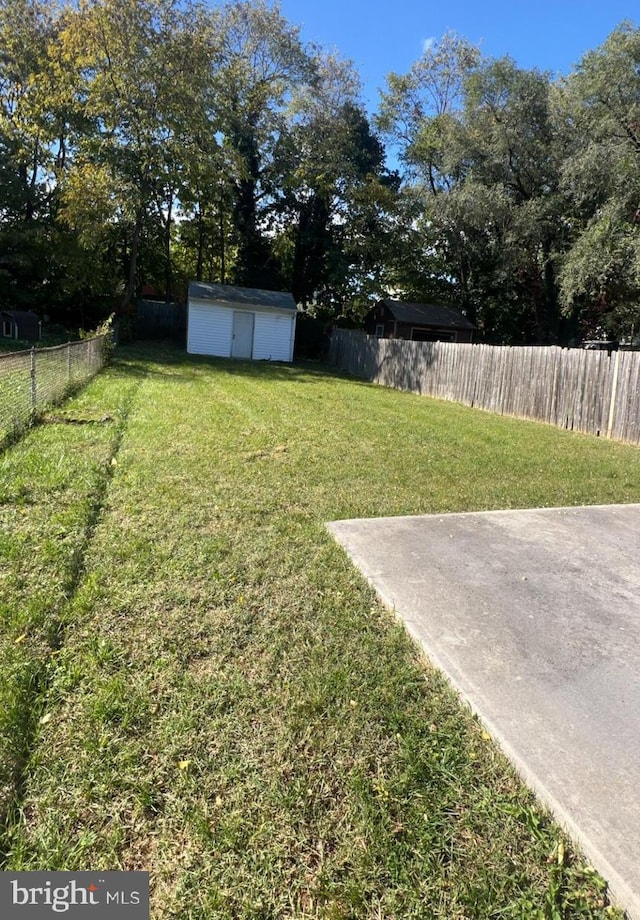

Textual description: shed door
[231,311,254,358]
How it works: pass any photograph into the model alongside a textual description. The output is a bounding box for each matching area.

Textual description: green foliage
[558,23,640,339]
[78,312,116,362]
[379,44,574,342]
[2,2,640,340]
[0,0,395,323]
[381,23,640,344]
[273,53,396,312]
[209,0,314,290]
[0,0,64,312]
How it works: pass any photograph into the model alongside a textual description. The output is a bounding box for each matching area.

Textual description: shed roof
[1,309,39,322]
[189,281,297,312]
[377,299,475,329]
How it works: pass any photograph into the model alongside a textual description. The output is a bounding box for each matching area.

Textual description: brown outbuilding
[0,310,41,341]
[364,299,474,343]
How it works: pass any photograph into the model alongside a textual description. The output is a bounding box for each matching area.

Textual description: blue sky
[279,0,636,112]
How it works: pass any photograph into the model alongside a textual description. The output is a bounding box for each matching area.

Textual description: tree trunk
[121,213,142,311]
[543,249,559,343]
[219,187,226,285]
[196,204,204,282]
[230,123,275,288]
[164,191,173,302]
[458,250,476,327]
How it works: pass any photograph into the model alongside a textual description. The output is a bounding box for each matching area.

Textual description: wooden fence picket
[329,329,640,446]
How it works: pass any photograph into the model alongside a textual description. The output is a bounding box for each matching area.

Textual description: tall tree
[377,31,479,186]
[378,40,571,342]
[212,0,311,289]
[0,0,63,308]
[272,52,396,312]
[375,33,488,319]
[57,0,212,310]
[559,23,640,341]
[460,59,568,341]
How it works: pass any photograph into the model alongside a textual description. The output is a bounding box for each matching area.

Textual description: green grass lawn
[0,331,73,354]
[0,337,40,354]
[1,343,638,919]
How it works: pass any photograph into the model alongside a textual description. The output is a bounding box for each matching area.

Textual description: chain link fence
[0,335,109,445]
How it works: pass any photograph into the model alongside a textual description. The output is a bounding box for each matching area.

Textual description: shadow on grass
[114,341,368,388]
[0,383,140,865]
[0,379,106,455]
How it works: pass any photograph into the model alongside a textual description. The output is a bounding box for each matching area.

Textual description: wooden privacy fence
[329,329,640,445]
[135,300,186,338]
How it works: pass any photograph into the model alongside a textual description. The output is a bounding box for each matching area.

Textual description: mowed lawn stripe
[6,345,638,918]
[0,366,141,850]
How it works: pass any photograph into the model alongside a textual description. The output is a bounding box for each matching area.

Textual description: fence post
[30,347,37,412]
[67,341,72,384]
[606,349,621,439]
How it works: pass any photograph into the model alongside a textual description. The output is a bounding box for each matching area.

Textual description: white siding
[253,312,295,362]
[187,296,296,361]
[187,301,232,356]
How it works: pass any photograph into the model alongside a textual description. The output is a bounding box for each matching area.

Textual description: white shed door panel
[187,303,232,356]
[253,313,294,362]
[231,311,255,358]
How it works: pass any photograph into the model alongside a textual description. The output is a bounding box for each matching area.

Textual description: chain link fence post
[30,347,37,414]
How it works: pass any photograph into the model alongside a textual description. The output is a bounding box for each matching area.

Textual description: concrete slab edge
[329,501,640,529]
[326,514,638,920]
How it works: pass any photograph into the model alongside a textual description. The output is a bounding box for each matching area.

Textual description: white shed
[187,281,297,362]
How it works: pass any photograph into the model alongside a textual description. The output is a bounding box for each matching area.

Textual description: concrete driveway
[328,504,640,920]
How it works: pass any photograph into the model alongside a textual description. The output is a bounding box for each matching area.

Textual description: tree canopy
[0,1,638,343]
[377,24,640,343]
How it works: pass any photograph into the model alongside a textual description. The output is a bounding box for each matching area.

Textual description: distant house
[0,310,41,341]
[364,299,474,343]
[187,282,297,362]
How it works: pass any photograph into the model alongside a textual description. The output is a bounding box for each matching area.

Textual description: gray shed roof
[1,310,39,321]
[189,281,297,312]
[379,299,475,329]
